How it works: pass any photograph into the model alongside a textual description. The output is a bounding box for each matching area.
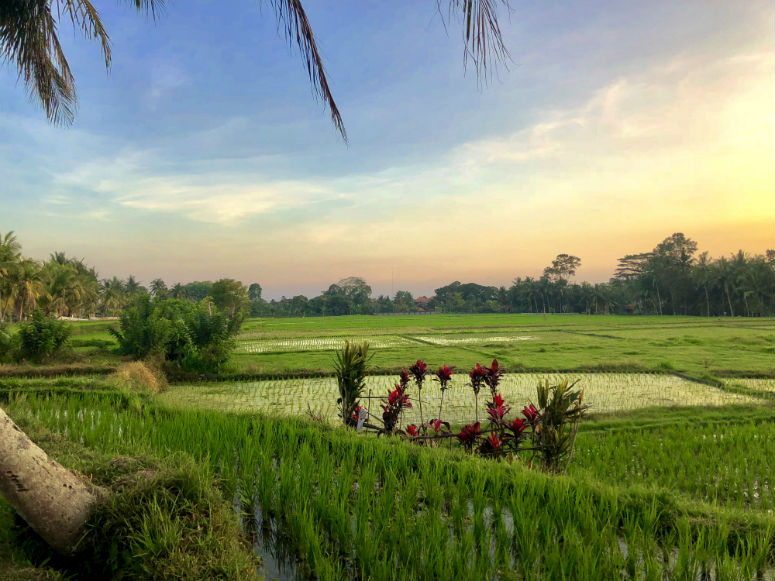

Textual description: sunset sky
[1,0,772,299]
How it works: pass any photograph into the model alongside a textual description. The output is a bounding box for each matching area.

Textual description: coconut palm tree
[12,258,45,320]
[0,232,22,321]
[1,0,509,140]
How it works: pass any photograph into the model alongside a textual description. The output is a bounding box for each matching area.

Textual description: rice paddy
[2,314,774,580]
[3,391,774,581]
[158,372,760,425]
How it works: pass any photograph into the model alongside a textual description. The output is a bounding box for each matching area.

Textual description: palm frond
[59,0,111,66]
[269,0,347,143]
[118,0,166,21]
[444,0,511,79]
[0,0,77,124]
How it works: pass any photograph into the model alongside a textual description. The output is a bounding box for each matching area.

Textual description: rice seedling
[157,372,758,425]
[3,372,774,581]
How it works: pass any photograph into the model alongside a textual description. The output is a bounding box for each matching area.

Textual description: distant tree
[374,295,393,313]
[248,283,263,302]
[336,277,372,314]
[169,282,188,300]
[182,281,213,302]
[125,275,146,297]
[150,278,168,299]
[544,254,582,282]
[210,279,249,320]
[393,290,416,313]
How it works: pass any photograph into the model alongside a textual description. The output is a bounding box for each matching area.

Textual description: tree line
[2,231,773,321]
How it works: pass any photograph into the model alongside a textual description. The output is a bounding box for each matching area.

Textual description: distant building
[415,296,433,313]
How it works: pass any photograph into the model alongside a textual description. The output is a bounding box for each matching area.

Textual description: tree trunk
[0,406,106,554]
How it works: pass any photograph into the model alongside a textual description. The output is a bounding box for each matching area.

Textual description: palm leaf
[268,0,347,142]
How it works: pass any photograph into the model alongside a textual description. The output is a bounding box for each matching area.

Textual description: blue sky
[1,0,772,299]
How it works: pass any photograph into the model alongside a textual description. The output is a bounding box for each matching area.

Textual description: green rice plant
[333,340,370,427]
[5,389,775,581]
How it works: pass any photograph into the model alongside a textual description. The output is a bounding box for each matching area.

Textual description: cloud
[118,179,334,224]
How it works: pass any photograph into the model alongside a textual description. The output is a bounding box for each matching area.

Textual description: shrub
[16,311,72,362]
[334,341,371,426]
[0,321,14,362]
[110,296,240,374]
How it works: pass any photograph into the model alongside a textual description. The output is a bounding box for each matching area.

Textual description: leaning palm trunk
[0,406,105,554]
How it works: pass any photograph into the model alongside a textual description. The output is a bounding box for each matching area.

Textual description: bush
[334,341,370,426]
[16,311,71,362]
[109,296,241,374]
[0,322,14,363]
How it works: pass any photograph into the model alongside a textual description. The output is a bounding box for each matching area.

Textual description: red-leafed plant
[333,347,588,473]
[408,359,428,427]
[433,364,454,420]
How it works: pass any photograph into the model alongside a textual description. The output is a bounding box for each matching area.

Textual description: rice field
[158,372,758,425]
[726,378,775,392]
[228,314,775,377]
[4,392,775,581]
[3,314,774,580]
[233,333,539,354]
[235,336,411,354]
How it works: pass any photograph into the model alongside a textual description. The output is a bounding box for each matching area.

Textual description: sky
[1,0,772,300]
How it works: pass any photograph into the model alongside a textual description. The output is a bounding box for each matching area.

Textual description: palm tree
[12,259,45,320]
[150,278,168,299]
[0,231,22,321]
[169,282,187,300]
[1,0,509,140]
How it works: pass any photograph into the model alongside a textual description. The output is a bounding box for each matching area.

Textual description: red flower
[435,364,453,391]
[523,404,539,422]
[509,417,527,435]
[429,419,443,433]
[406,424,418,436]
[387,388,411,408]
[399,368,411,388]
[487,432,502,449]
[457,422,481,446]
[486,393,510,422]
[469,363,488,394]
[484,359,503,392]
[351,403,366,422]
[409,360,428,386]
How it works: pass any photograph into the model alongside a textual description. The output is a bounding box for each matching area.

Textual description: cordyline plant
[408,359,428,427]
[334,350,589,473]
[334,340,371,427]
[434,364,454,420]
[469,359,501,422]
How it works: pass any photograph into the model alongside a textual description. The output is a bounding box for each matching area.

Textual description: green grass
[2,390,774,581]
[230,315,775,378]
[8,314,770,380]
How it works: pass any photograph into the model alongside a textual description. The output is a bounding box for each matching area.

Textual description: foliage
[16,311,71,362]
[109,295,240,373]
[0,322,13,363]
[362,357,588,473]
[210,279,249,320]
[533,379,588,472]
[334,340,371,426]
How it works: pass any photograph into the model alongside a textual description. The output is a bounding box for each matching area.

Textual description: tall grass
[4,391,774,581]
